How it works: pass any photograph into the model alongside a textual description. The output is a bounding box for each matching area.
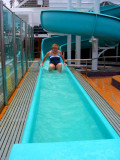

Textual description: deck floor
[0,63,39,160]
[0,65,120,160]
[82,75,120,115]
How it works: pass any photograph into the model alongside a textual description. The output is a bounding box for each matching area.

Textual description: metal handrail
[66,56,120,76]
[66,56,120,61]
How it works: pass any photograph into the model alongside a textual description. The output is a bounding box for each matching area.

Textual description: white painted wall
[11,7,42,26]
[4,0,120,26]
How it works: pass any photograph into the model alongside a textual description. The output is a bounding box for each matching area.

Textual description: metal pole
[0,0,8,105]
[67,35,72,65]
[13,12,18,88]
[28,25,30,66]
[20,19,24,77]
[30,27,32,61]
[75,35,81,65]
[25,22,28,70]
[32,28,34,60]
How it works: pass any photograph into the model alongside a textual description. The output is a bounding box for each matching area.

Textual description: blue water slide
[41,10,120,43]
[101,5,120,18]
[41,6,120,52]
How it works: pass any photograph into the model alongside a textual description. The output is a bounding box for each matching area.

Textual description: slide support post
[75,36,81,65]
[94,0,100,13]
[91,0,100,71]
[92,38,98,71]
[68,0,72,10]
[76,0,82,8]
[67,35,72,65]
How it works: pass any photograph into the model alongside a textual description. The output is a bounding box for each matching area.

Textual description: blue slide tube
[41,10,120,43]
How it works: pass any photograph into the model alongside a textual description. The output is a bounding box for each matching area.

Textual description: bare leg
[56,63,62,72]
[49,63,55,71]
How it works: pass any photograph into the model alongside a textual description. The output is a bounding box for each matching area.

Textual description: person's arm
[59,51,66,65]
[40,51,50,66]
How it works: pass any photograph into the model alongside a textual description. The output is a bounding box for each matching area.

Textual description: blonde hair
[52,44,59,49]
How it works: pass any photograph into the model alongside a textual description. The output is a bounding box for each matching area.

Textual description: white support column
[67,35,72,65]
[92,38,98,70]
[75,36,81,65]
[68,0,72,10]
[94,0,100,13]
[91,0,100,71]
[67,0,72,66]
[76,0,82,7]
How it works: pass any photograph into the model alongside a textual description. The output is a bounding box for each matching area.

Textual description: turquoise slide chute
[41,10,120,43]
[101,5,120,18]
[41,5,120,53]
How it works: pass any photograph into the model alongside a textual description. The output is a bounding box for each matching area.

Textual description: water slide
[9,4,120,160]
[41,5,120,54]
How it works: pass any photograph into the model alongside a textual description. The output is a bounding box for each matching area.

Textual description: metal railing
[66,56,120,75]
[0,0,34,111]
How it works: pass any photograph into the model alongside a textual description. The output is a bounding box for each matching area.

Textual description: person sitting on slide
[40,44,66,72]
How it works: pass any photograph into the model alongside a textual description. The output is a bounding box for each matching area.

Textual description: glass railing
[3,6,16,98]
[0,1,34,111]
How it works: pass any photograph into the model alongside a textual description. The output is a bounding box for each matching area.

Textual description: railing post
[0,0,8,105]
[13,12,18,88]
[20,19,24,77]
[32,28,34,60]
[25,22,28,70]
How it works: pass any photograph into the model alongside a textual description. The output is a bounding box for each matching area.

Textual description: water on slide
[30,60,111,143]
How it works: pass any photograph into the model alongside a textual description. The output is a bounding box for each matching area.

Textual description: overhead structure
[16,0,49,8]
[14,0,120,9]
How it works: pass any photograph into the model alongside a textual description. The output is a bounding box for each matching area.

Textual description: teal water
[30,61,112,143]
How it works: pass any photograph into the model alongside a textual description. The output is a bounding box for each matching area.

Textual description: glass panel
[22,21,26,74]
[15,16,22,83]
[28,25,31,66]
[3,7,15,98]
[32,28,34,60]
[0,13,4,109]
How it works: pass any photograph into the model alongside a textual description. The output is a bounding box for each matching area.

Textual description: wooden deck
[82,74,120,115]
